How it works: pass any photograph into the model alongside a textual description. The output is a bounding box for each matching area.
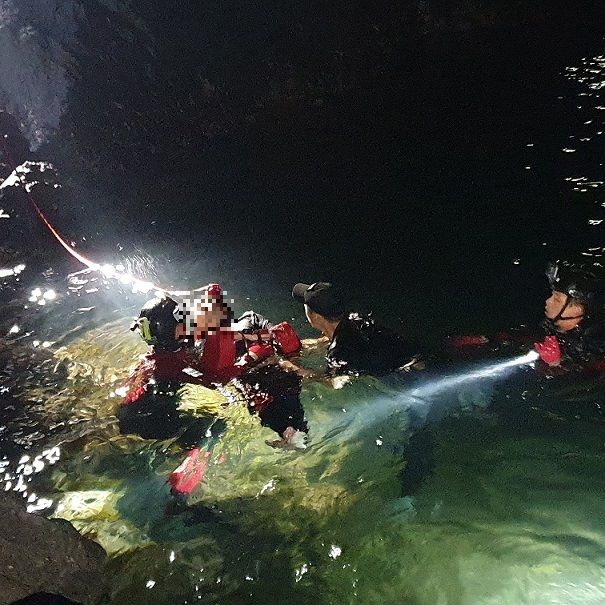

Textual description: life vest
[236,321,302,356]
[122,323,301,405]
[198,329,241,383]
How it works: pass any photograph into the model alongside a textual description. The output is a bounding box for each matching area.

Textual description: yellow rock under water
[53,489,123,522]
[177,383,229,416]
[52,489,152,556]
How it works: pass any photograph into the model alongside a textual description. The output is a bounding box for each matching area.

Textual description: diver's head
[179,283,233,340]
[544,290,585,331]
[544,261,603,331]
[130,296,183,351]
[292,282,345,335]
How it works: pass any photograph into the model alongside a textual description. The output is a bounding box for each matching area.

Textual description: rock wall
[0,494,106,605]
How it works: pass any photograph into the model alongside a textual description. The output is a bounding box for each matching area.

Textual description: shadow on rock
[0,493,107,605]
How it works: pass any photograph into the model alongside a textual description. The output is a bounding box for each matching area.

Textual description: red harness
[198,330,241,383]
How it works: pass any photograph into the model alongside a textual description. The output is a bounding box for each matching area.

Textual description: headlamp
[136,317,155,344]
[546,261,559,288]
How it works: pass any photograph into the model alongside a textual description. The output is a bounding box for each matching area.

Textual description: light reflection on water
[1,446,60,512]
[1,304,604,597]
[562,53,605,243]
[1,249,605,605]
[3,311,605,605]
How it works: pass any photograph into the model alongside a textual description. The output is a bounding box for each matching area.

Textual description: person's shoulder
[329,312,416,374]
[351,312,406,345]
[332,314,366,342]
[327,315,365,362]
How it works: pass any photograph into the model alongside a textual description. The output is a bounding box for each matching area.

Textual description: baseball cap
[292,282,345,318]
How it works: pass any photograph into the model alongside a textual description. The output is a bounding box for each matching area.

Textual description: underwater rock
[0,493,107,605]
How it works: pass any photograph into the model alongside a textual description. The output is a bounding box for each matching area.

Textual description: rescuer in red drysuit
[118,284,307,495]
[441,260,605,429]
[120,283,305,428]
[121,284,254,401]
[118,283,306,448]
[396,261,605,499]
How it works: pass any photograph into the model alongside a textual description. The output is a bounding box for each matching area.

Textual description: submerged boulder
[0,493,106,605]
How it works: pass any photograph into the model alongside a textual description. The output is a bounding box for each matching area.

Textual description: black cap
[292,282,345,318]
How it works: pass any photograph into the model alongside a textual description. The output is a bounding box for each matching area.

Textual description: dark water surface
[1,5,605,604]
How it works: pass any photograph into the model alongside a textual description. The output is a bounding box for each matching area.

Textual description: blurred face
[193,302,230,339]
[545,290,584,324]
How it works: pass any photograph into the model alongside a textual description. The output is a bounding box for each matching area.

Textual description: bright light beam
[408,350,539,401]
[340,351,541,440]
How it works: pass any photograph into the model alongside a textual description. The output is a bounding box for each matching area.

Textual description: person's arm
[301,336,329,349]
[275,335,333,378]
[235,321,311,374]
[235,341,275,368]
[233,311,273,332]
[276,357,316,378]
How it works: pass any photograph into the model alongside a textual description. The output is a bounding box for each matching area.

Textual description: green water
[6,319,605,605]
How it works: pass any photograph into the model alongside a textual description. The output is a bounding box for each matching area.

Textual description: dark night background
[2,6,605,602]
[1,0,604,345]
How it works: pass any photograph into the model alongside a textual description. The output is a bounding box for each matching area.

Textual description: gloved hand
[236,342,274,367]
[266,426,307,450]
[248,342,274,361]
[534,335,562,366]
[269,322,302,356]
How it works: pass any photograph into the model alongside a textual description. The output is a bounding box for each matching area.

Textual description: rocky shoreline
[0,493,107,605]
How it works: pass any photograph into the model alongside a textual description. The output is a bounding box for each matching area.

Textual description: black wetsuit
[233,310,273,335]
[234,310,307,434]
[327,313,417,375]
[117,386,225,448]
[542,317,605,369]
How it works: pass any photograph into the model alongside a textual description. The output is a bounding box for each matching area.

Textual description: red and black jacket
[122,330,244,405]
